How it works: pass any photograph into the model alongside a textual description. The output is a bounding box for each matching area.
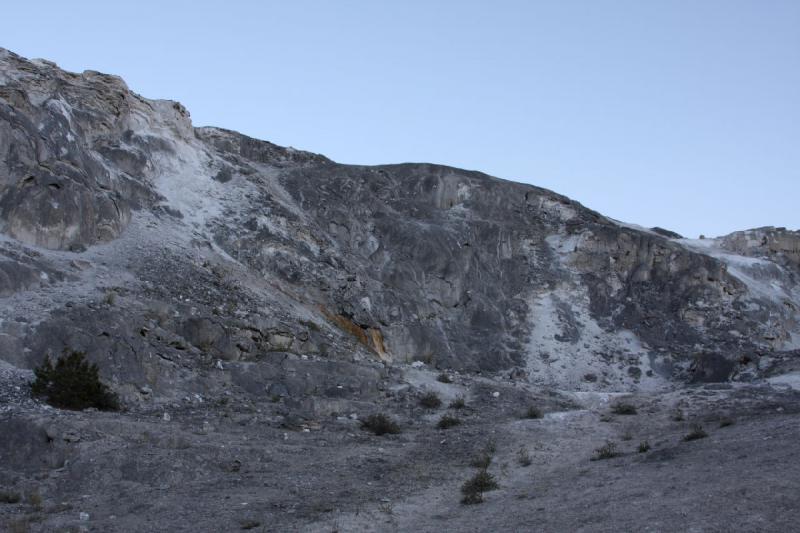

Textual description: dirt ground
[2,365,800,533]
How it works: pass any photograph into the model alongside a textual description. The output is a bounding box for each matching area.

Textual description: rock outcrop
[0,46,798,399]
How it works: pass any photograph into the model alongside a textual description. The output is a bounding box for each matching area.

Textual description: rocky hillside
[2,47,800,533]
[1,47,798,397]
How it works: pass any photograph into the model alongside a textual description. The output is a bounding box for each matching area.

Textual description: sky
[3,1,798,237]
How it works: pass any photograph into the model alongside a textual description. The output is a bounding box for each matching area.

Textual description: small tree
[31,350,119,411]
[461,469,498,504]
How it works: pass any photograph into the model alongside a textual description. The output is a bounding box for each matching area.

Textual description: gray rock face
[0,46,798,397]
[718,226,800,269]
[3,47,800,533]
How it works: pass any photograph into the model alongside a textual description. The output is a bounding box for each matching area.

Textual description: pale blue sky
[4,1,798,237]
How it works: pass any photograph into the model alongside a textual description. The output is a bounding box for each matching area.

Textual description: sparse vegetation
[239,519,261,530]
[469,440,497,469]
[437,414,461,429]
[470,454,492,469]
[26,490,42,510]
[460,469,498,505]
[485,439,497,454]
[449,396,466,409]
[30,350,119,411]
[621,429,633,441]
[523,406,543,419]
[436,373,453,384]
[638,440,651,453]
[719,416,735,428]
[104,289,117,306]
[361,413,401,436]
[672,408,685,421]
[591,441,619,461]
[611,402,637,415]
[0,490,21,504]
[419,391,442,409]
[517,447,532,467]
[684,423,708,441]
[460,490,484,505]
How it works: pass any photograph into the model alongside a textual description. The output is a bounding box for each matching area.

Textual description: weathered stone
[0,46,798,400]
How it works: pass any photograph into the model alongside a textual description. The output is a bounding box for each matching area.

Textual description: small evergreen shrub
[461,490,484,505]
[611,402,637,415]
[638,440,651,453]
[419,392,442,409]
[684,424,708,441]
[591,441,618,461]
[361,414,401,436]
[449,396,466,409]
[437,415,461,429]
[523,406,543,419]
[31,350,119,411]
[0,491,21,504]
[517,447,532,467]
[436,373,453,384]
[461,469,498,505]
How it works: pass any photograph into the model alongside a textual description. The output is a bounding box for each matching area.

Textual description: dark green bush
[419,392,442,409]
[638,440,651,453]
[461,490,484,505]
[523,406,543,419]
[591,441,618,461]
[437,415,461,429]
[31,350,118,411]
[449,396,466,409]
[361,414,401,436]
[461,469,498,505]
[684,424,708,441]
[0,491,21,504]
[436,373,453,384]
[611,402,637,415]
[517,447,532,467]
